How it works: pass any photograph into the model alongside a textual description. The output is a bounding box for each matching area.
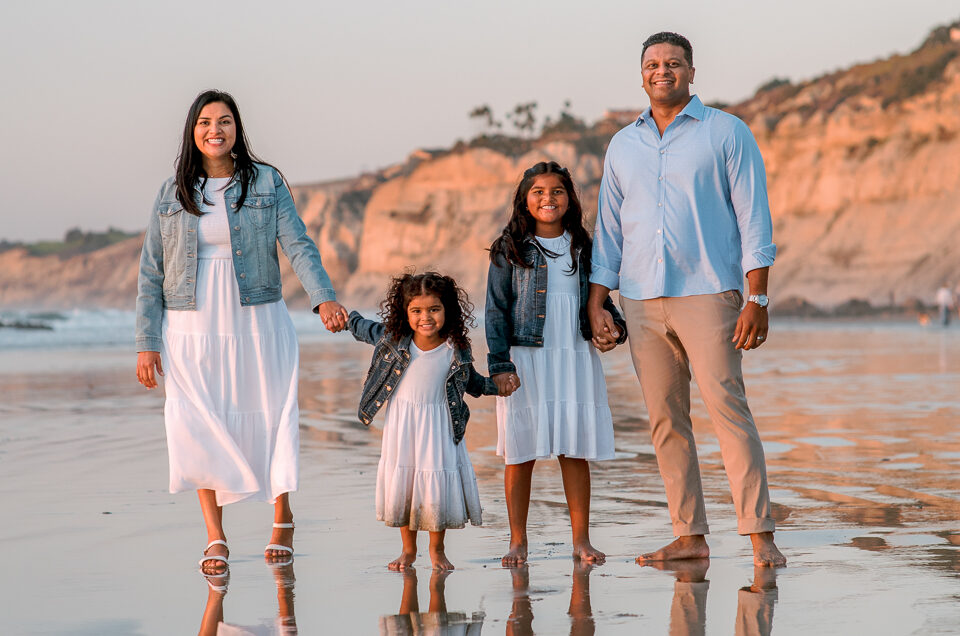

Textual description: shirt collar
[636,94,704,126]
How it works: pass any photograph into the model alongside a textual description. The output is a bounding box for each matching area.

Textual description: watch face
[750,294,769,307]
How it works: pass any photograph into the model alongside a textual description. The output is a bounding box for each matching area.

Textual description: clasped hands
[587,304,620,353]
[317,300,349,333]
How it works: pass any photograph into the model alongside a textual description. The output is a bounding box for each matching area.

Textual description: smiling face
[525,173,569,237]
[193,101,237,167]
[641,43,695,106]
[406,293,446,347]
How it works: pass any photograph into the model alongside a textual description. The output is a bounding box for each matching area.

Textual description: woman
[135,89,347,575]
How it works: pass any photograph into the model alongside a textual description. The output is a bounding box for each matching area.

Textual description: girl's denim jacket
[135,164,336,352]
[348,311,498,444]
[485,237,627,376]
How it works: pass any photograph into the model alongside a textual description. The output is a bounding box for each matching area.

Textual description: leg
[397,568,419,614]
[568,560,596,634]
[620,297,711,562]
[389,527,418,570]
[428,530,454,570]
[271,562,297,632]
[198,489,228,574]
[503,460,535,566]
[506,565,533,636]
[198,581,226,636]
[557,456,605,563]
[668,292,784,566]
[427,569,451,612]
[265,492,294,561]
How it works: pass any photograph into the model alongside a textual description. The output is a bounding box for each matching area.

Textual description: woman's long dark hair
[488,161,591,273]
[378,271,475,350]
[174,89,282,216]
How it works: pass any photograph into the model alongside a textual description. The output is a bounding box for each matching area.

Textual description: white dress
[496,233,616,465]
[162,177,300,506]
[376,340,483,531]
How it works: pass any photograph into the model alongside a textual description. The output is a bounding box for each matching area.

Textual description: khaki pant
[620,291,774,536]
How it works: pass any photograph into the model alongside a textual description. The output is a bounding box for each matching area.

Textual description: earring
[230,151,238,159]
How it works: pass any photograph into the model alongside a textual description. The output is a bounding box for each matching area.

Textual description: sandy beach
[2,320,960,634]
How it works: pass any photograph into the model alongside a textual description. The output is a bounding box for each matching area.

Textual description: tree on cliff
[507,101,538,137]
[469,104,502,132]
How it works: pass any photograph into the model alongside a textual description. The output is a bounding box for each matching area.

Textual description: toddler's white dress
[496,233,616,465]
[377,340,482,531]
[162,177,300,506]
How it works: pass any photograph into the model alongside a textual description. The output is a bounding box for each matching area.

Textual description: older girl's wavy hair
[488,161,591,273]
[378,272,475,349]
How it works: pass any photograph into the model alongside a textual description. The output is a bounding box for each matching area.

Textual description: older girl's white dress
[496,233,616,464]
[162,177,300,506]
[377,340,482,531]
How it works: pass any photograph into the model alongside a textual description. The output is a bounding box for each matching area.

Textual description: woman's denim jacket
[348,311,497,444]
[135,164,336,352]
[485,237,627,376]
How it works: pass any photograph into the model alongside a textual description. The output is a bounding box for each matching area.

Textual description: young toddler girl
[349,272,498,570]
[486,161,627,566]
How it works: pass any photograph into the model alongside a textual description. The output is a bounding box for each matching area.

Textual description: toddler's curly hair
[378,271,475,349]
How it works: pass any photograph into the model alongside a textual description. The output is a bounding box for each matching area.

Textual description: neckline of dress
[535,231,570,243]
[410,339,451,354]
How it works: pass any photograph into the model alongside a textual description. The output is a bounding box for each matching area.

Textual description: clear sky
[1,1,956,241]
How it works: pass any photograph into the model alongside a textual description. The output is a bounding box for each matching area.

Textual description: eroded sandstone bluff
[2,22,959,311]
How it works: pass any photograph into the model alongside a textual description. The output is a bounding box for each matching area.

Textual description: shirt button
[244,297,250,302]
[230,203,237,209]
[234,226,240,231]
[658,203,662,207]
[657,229,662,234]
[450,401,456,406]
[658,258,663,263]
[658,176,663,181]
[239,273,246,279]
[235,249,242,255]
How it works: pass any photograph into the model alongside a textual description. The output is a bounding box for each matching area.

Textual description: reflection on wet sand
[505,562,596,636]
[199,564,297,635]
[645,560,778,636]
[379,569,484,635]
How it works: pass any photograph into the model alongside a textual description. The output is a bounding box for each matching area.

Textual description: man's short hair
[642,32,693,67]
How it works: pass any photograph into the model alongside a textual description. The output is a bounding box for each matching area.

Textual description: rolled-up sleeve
[590,146,625,290]
[727,120,777,274]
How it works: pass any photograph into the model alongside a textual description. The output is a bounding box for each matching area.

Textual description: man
[587,32,786,567]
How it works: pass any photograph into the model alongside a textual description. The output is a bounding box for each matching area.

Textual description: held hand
[318,301,348,333]
[733,302,769,350]
[136,351,163,389]
[587,304,620,348]
[592,335,617,353]
[492,372,521,397]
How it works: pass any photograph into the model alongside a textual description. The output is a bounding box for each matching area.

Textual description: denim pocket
[157,202,182,238]
[243,194,276,229]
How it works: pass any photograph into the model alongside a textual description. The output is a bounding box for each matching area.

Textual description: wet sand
[2,322,960,634]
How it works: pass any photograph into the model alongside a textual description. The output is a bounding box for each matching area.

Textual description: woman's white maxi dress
[496,233,616,465]
[162,177,300,506]
[376,340,483,531]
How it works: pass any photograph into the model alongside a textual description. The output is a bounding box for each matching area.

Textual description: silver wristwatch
[747,294,769,308]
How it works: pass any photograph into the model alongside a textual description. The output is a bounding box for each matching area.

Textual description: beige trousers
[620,291,775,536]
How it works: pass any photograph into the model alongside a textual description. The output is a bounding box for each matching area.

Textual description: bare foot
[430,547,455,571]
[502,541,528,567]
[201,542,229,575]
[750,532,787,568]
[388,551,417,571]
[572,542,606,564]
[635,535,710,564]
[265,524,294,562]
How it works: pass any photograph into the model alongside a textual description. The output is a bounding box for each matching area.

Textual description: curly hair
[488,161,592,275]
[378,271,476,350]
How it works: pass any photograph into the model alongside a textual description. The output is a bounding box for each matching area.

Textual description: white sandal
[199,539,230,572]
[265,522,295,564]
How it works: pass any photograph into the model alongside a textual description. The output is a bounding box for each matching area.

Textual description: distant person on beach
[135,89,347,577]
[588,32,786,567]
[485,161,627,567]
[347,272,498,570]
[936,284,953,326]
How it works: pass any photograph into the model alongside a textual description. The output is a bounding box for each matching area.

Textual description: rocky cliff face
[2,22,958,311]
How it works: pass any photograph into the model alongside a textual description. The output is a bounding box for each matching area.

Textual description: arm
[484,253,516,377]
[464,363,499,397]
[587,283,620,351]
[135,187,166,389]
[272,170,347,331]
[733,267,769,351]
[347,310,385,345]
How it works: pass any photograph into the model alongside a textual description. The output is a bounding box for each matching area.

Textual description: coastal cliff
[2,22,958,312]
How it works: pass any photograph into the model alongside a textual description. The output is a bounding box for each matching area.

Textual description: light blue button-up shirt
[590,95,776,300]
